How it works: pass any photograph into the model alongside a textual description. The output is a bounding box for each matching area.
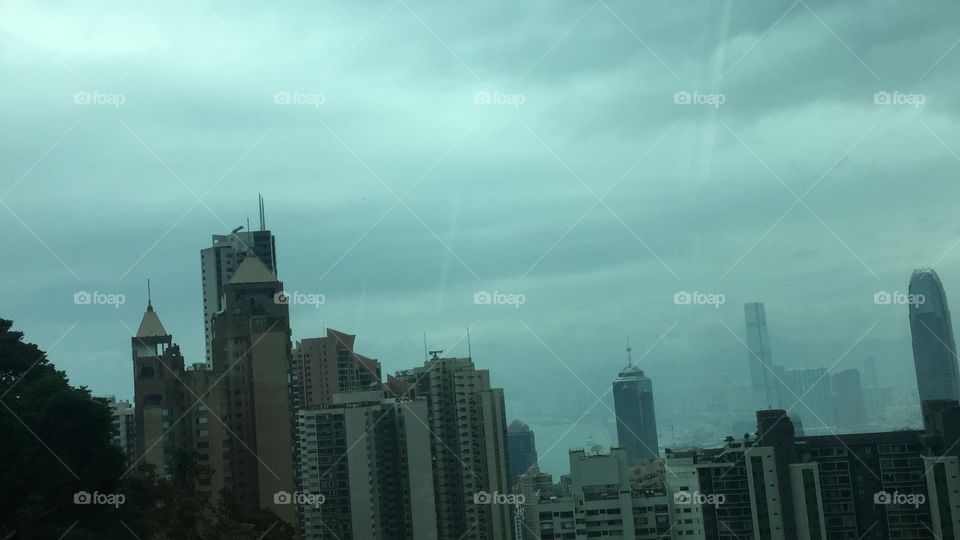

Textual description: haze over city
[4,1,960,539]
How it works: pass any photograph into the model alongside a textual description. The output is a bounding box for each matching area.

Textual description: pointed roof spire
[137,286,168,338]
[229,251,277,284]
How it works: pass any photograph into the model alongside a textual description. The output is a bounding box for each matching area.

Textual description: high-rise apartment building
[292,329,382,409]
[294,390,437,539]
[613,363,660,465]
[209,254,295,522]
[133,253,296,524]
[99,395,136,466]
[909,268,960,402]
[200,199,277,364]
[393,356,511,540]
[507,419,538,487]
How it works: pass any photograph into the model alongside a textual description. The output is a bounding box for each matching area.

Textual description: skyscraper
[291,329,382,409]
[831,368,867,431]
[744,302,780,409]
[210,253,295,522]
[612,359,660,464]
[99,395,136,467]
[295,390,437,539]
[909,268,960,402]
[393,356,511,540]
[506,419,538,487]
[200,196,277,363]
[782,367,836,433]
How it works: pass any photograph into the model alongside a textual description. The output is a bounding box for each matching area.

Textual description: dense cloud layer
[2,0,959,473]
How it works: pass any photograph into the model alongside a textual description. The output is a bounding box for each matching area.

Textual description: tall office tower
[831,369,867,431]
[295,390,437,539]
[863,356,880,388]
[612,358,660,464]
[506,419,538,487]
[909,268,960,402]
[99,396,136,466]
[782,367,836,433]
[744,302,780,409]
[394,356,511,540]
[200,196,277,364]
[291,329,382,409]
[210,254,295,523]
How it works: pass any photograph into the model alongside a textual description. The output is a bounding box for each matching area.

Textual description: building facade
[909,268,960,403]
[507,419,539,488]
[394,356,511,540]
[613,364,660,465]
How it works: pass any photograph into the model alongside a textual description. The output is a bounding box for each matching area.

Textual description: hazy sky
[3,0,960,474]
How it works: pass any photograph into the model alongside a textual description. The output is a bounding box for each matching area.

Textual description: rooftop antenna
[147,279,153,311]
[246,217,250,232]
[259,193,266,231]
[626,335,633,367]
[467,327,472,359]
[429,349,444,360]
[423,332,428,362]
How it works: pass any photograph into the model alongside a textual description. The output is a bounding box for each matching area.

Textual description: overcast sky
[3,0,960,474]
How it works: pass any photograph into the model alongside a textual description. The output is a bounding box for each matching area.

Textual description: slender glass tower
[745,302,780,409]
[612,348,659,464]
[908,268,960,402]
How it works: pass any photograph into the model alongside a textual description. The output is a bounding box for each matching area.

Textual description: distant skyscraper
[909,268,960,402]
[831,369,866,431]
[863,356,880,388]
[782,367,836,433]
[744,302,780,409]
[507,419,538,487]
[612,353,660,464]
[393,356,511,540]
[200,196,276,363]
